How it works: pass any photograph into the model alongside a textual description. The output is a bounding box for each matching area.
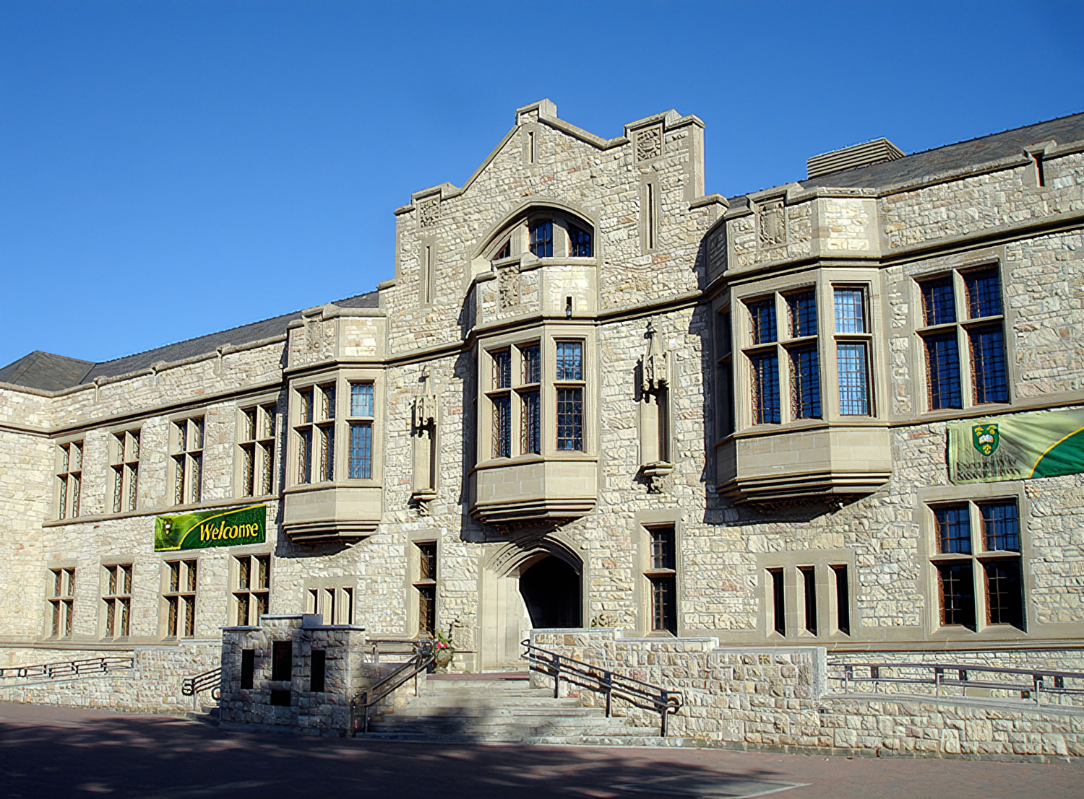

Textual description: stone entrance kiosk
[219,614,368,735]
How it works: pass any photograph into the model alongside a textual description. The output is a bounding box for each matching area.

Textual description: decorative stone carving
[497,262,520,310]
[635,125,662,162]
[758,199,786,249]
[414,367,438,433]
[418,196,440,228]
[640,321,669,393]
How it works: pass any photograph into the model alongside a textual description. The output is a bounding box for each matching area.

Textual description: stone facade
[0,102,1082,726]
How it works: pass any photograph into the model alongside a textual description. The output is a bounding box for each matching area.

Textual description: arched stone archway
[477,536,584,670]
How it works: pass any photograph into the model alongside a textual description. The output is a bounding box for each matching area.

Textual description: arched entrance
[478,538,584,670]
[519,556,582,629]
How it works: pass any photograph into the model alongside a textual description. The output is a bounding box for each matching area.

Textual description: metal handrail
[0,655,134,682]
[181,667,222,703]
[830,660,1084,705]
[350,640,436,736]
[521,640,682,737]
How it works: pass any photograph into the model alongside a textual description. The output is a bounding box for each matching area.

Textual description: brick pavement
[1,702,1081,799]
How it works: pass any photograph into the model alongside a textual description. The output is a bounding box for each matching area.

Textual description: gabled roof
[731,111,1084,205]
[0,351,95,392]
[0,291,379,392]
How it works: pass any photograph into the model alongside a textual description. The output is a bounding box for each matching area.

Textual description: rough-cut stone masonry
[0,104,1082,749]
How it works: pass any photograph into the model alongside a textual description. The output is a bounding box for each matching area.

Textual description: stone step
[359,730,694,747]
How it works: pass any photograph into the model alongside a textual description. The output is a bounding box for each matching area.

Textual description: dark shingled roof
[0,351,95,392]
[730,111,1084,207]
[0,291,379,392]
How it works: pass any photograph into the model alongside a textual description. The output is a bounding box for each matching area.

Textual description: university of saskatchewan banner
[154,504,266,552]
[948,408,1084,485]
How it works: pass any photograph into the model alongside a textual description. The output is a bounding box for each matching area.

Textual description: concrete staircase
[363,672,691,746]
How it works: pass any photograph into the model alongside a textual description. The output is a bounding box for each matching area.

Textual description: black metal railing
[350,640,435,736]
[181,667,222,703]
[0,655,134,682]
[830,661,1084,705]
[521,640,682,737]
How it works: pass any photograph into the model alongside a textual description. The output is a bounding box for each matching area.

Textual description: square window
[834,288,867,334]
[980,501,1019,552]
[965,268,1003,319]
[934,504,972,554]
[748,299,777,345]
[787,290,817,338]
[921,277,957,326]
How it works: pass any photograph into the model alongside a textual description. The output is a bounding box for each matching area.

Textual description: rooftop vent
[806,138,905,179]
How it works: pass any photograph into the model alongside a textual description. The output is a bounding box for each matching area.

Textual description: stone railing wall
[0,641,220,714]
[529,629,1084,760]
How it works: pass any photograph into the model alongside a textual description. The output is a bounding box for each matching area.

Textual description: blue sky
[1,0,1082,368]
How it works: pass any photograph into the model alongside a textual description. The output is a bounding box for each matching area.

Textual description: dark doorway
[519,556,581,628]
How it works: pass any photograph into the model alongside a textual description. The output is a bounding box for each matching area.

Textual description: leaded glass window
[529,219,553,257]
[791,345,821,419]
[750,352,780,424]
[924,333,962,410]
[837,343,870,416]
[569,224,593,257]
[935,504,971,554]
[748,299,777,345]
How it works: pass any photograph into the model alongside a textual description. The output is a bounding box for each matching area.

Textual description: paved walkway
[1,702,1081,798]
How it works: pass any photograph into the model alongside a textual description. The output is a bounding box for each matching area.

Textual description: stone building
[1,100,1082,681]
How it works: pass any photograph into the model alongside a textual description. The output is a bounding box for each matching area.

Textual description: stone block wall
[0,640,219,713]
[530,629,1084,760]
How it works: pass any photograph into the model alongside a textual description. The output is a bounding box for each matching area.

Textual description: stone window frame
[304,577,356,626]
[476,326,597,467]
[99,561,133,640]
[404,530,440,639]
[54,436,84,520]
[235,397,278,499]
[755,550,856,641]
[728,266,887,435]
[917,482,1031,639]
[160,556,199,639]
[230,549,272,627]
[633,511,683,637]
[107,427,142,515]
[168,415,205,508]
[44,564,77,639]
[286,368,385,490]
[911,258,1015,418]
[482,207,599,268]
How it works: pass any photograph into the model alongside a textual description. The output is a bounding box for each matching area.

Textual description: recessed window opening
[645,526,677,635]
[164,559,197,638]
[800,567,817,635]
[271,641,293,682]
[555,342,584,451]
[415,542,437,637]
[769,568,785,636]
[1032,153,1045,187]
[528,130,536,164]
[103,564,132,638]
[645,183,656,250]
[349,382,375,480]
[423,245,434,304]
[569,224,593,257]
[240,649,255,690]
[49,568,76,638]
[831,565,850,635]
[310,649,326,693]
[57,441,83,520]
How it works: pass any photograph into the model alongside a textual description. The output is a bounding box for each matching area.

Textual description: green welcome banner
[154,504,266,552]
[948,408,1084,484]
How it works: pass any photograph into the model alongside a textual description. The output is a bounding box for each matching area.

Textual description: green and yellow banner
[154,504,266,552]
[948,408,1084,484]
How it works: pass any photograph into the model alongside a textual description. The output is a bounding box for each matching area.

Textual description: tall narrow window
[348,382,375,479]
[56,441,83,520]
[102,564,132,638]
[48,568,75,638]
[799,566,817,635]
[714,309,734,437]
[787,290,821,419]
[317,383,335,482]
[422,245,434,304]
[645,526,677,635]
[644,183,657,251]
[519,343,541,455]
[834,287,871,416]
[172,419,204,505]
[555,342,584,451]
[529,220,553,258]
[414,542,437,637]
[490,349,512,458]
[925,333,962,409]
[164,559,197,638]
[769,568,785,636]
[305,584,354,625]
[240,404,276,497]
[310,649,326,693]
[965,268,1008,405]
[110,431,140,513]
[233,554,271,626]
[750,352,781,424]
[831,564,850,635]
